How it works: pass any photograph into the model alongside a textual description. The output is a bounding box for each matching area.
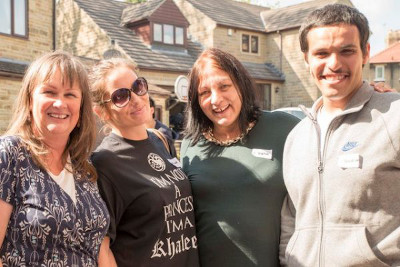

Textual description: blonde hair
[90,57,137,105]
[6,51,97,180]
[89,57,138,132]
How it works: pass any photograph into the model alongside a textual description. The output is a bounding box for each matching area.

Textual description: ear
[303,52,310,70]
[363,43,370,64]
[93,105,109,122]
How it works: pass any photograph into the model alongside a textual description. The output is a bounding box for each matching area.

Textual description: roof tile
[370,42,400,63]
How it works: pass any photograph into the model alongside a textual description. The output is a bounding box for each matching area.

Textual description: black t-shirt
[92,132,199,267]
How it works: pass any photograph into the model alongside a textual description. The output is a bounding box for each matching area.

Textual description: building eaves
[74,0,202,73]
[242,61,285,81]
[186,0,267,32]
[0,58,29,77]
[261,0,343,33]
[370,42,400,64]
[120,0,165,26]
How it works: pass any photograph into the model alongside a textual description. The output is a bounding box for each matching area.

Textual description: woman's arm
[0,199,13,267]
[98,236,117,267]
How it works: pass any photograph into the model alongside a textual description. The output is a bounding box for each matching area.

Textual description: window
[163,24,174,44]
[242,34,249,52]
[153,23,185,45]
[0,0,27,37]
[375,65,385,82]
[242,34,259,54]
[251,36,258,54]
[175,27,183,45]
[153,23,162,42]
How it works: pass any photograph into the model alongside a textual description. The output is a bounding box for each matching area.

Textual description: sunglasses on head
[102,77,148,108]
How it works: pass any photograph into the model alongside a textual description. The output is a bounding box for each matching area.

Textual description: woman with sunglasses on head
[89,58,199,267]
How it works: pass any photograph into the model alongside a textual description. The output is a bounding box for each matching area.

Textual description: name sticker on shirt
[338,154,361,169]
[168,157,182,168]
[252,149,273,160]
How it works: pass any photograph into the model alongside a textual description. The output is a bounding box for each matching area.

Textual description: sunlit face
[305,24,369,109]
[104,66,150,134]
[30,68,82,141]
[198,60,242,133]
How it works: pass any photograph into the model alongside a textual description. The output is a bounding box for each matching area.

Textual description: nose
[327,53,342,71]
[210,89,221,105]
[128,90,142,107]
[53,97,67,108]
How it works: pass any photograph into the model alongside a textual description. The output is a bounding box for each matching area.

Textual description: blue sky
[254,0,400,56]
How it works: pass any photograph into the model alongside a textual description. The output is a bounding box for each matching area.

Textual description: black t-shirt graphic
[92,132,199,267]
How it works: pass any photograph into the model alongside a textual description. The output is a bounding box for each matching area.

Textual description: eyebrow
[340,44,358,49]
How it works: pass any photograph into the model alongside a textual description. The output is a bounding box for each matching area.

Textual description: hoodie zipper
[312,114,342,267]
[310,116,325,267]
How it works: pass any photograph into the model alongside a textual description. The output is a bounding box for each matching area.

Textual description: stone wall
[57,0,111,60]
[173,0,216,48]
[213,27,268,64]
[265,29,317,108]
[0,0,55,133]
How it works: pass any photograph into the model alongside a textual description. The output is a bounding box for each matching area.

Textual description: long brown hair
[185,48,260,144]
[6,51,97,180]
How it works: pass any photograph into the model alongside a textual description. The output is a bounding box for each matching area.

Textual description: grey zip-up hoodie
[280,82,400,267]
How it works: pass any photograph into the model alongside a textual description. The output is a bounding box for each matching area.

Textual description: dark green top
[181,111,299,267]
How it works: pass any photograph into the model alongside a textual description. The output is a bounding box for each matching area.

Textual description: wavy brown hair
[6,51,97,180]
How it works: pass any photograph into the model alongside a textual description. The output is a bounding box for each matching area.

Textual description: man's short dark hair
[299,4,370,55]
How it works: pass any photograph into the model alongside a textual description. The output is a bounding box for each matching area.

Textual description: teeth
[49,113,68,119]
[213,105,229,113]
[323,74,347,80]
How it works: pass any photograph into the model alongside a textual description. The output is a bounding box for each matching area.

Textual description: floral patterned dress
[0,136,110,267]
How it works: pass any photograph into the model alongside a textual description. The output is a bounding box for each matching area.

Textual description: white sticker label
[338,154,361,169]
[252,149,273,160]
[168,157,182,168]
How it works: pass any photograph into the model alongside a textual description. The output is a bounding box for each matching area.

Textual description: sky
[251,0,400,56]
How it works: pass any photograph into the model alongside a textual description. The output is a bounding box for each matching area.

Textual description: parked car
[273,107,307,120]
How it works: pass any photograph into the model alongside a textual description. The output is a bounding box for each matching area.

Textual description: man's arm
[280,195,296,266]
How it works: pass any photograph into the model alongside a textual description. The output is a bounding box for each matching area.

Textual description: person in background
[89,57,199,267]
[280,4,400,266]
[181,48,299,267]
[0,51,110,266]
[146,97,178,157]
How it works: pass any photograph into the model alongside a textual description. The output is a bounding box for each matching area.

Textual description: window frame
[152,22,185,46]
[0,0,28,39]
[374,65,385,82]
[241,33,259,54]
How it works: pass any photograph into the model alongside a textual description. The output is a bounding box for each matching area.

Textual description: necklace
[203,121,256,146]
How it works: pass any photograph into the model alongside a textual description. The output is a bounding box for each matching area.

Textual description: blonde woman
[89,58,199,267]
[0,51,110,266]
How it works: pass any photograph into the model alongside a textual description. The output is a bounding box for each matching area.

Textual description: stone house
[0,0,56,132]
[368,42,400,90]
[57,0,203,130]
[175,0,354,109]
[57,0,357,122]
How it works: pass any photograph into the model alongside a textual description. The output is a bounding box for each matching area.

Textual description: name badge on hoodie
[338,154,361,169]
[252,149,273,160]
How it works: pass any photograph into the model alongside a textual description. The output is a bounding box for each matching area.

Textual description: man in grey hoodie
[280,4,400,267]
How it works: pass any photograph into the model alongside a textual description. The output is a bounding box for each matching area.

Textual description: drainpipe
[53,0,56,50]
[277,30,282,72]
[390,63,394,88]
